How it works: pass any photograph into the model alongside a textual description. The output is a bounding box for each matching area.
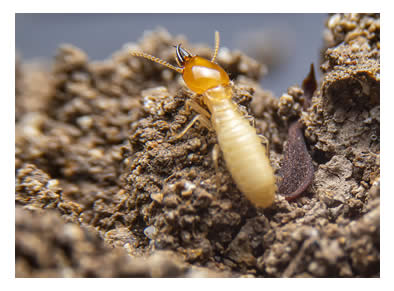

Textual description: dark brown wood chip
[278,64,316,200]
[278,121,314,200]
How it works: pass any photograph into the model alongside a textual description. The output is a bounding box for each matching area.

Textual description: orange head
[175,45,230,94]
[131,31,230,95]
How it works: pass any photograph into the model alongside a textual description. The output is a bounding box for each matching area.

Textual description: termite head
[181,55,230,95]
[131,31,231,95]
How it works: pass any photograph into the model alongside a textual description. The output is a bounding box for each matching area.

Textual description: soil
[15,14,380,277]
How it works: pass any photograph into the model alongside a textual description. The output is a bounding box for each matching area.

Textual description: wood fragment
[278,121,314,200]
[278,64,316,201]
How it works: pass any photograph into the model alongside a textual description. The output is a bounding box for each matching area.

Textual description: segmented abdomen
[210,98,276,207]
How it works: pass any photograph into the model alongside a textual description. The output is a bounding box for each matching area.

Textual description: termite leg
[244,113,256,128]
[258,134,270,155]
[235,104,269,153]
[172,114,212,140]
[170,98,213,140]
[237,106,269,153]
[185,98,211,119]
[233,101,255,127]
[212,143,221,192]
[233,102,269,153]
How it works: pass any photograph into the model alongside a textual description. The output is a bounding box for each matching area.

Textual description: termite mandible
[131,31,276,208]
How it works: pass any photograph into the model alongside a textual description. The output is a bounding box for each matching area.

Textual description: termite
[131,31,276,208]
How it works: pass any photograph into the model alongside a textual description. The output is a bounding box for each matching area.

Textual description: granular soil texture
[15,14,379,277]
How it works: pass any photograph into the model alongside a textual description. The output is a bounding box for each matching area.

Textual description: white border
[3,1,390,290]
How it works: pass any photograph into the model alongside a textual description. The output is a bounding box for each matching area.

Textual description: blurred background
[15,13,327,96]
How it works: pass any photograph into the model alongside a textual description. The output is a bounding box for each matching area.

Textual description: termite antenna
[211,31,220,63]
[131,51,184,74]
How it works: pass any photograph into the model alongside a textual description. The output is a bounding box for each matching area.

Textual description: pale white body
[204,86,276,208]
